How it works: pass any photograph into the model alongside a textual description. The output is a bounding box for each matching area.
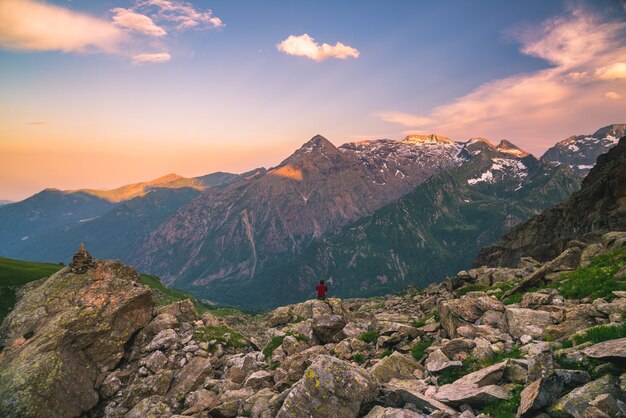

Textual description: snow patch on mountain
[468,158,527,186]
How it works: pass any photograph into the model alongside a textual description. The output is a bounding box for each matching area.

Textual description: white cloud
[135,0,223,31]
[132,52,171,64]
[0,0,124,53]
[377,7,626,155]
[595,62,626,80]
[605,91,623,100]
[277,34,359,61]
[111,8,166,37]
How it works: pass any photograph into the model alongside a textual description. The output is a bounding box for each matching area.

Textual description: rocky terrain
[2,230,626,417]
[542,124,626,176]
[477,136,626,268]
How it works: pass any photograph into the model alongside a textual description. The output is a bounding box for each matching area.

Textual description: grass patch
[140,274,208,313]
[568,322,626,346]
[358,331,379,344]
[437,355,481,385]
[193,326,247,349]
[482,385,523,418]
[262,332,306,359]
[411,338,432,361]
[380,350,393,358]
[352,353,364,364]
[0,257,63,324]
[555,354,602,377]
[413,312,434,328]
[263,336,285,359]
[503,291,525,305]
[549,247,626,301]
[0,257,62,286]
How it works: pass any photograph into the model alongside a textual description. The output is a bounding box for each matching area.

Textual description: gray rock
[517,370,591,417]
[435,383,510,406]
[426,349,462,373]
[382,379,457,415]
[363,405,423,417]
[125,395,171,418]
[548,374,623,418]
[583,337,626,361]
[145,350,169,373]
[370,351,423,383]
[276,355,377,418]
[505,308,555,339]
[0,260,153,418]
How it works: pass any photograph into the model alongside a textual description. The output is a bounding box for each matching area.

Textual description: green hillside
[0,257,208,324]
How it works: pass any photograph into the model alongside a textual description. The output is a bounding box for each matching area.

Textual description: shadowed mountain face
[0,190,115,259]
[477,136,626,267]
[541,124,626,176]
[131,135,469,288]
[186,148,580,310]
[0,171,243,263]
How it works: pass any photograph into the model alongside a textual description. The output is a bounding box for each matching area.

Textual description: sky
[1,0,625,201]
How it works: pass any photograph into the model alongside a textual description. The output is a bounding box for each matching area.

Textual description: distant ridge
[477,135,626,267]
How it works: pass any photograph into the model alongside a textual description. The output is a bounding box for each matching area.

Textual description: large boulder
[437,294,504,338]
[369,351,423,383]
[517,370,591,417]
[548,374,625,417]
[434,383,510,406]
[276,355,377,418]
[504,308,556,339]
[582,337,626,361]
[0,260,153,418]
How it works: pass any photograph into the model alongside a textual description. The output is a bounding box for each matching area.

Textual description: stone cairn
[69,243,96,274]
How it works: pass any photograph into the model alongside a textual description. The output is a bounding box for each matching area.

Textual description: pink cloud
[135,0,223,31]
[605,91,623,100]
[595,62,626,80]
[132,52,171,64]
[0,0,124,53]
[277,34,359,61]
[111,8,166,37]
[377,7,626,155]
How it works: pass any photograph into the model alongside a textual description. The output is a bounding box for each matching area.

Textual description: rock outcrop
[0,253,153,417]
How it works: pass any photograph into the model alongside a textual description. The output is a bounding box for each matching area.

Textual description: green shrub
[193,326,247,349]
[437,355,481,385]
[569,322,626,346]
[352,353,364,364]
[262,336,285,359]
[412,312,434,328]
[411,339,432,361]
[482,385,523,418]
[358,331,379,344]
[380,350,393,358]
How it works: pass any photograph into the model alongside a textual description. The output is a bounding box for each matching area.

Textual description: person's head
[319,279,324,284]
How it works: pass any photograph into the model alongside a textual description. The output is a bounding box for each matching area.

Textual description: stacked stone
[69,243,96,274]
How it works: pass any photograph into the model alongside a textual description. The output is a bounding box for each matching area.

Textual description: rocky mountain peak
[496,139,531,158]
[592,123,626,139]
[403,134,454,144]
[542,123,626,176]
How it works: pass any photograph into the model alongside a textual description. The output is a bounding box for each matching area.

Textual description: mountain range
[0,124,623,309]
[477,134,626,267]
[541,124,626,176]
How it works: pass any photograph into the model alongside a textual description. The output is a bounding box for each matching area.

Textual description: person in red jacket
[316,279,328,300]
